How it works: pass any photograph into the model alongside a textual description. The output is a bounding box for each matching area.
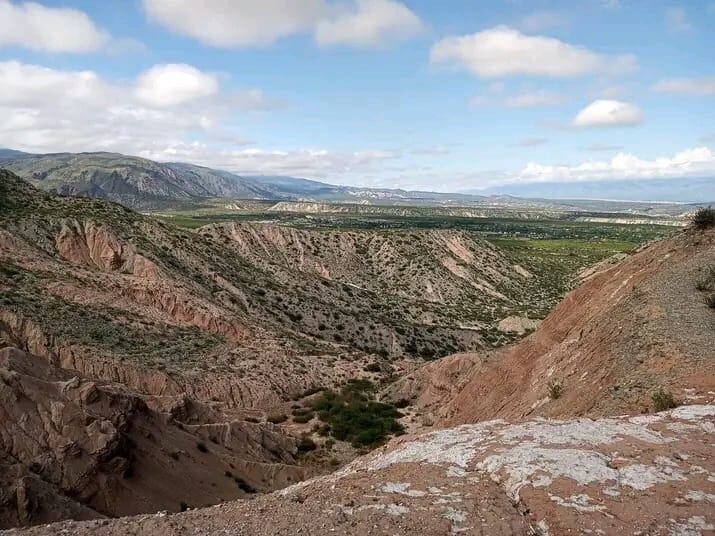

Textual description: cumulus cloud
[429,26,636,78]
[0,60,272,156]
[573,100,643,128]
[135,64,219,107]
[513,146,715,184]
[0,0,108,53]
[138,145,401,177]
[653,77,715,97]
[142,0,423,48]
[503,91,568,108]
[315,0,424,47]
[0,60,398,179]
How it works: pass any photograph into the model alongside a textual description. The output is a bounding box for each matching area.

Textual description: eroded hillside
[390,225,715,424]
[3,170,709,533]
[0,170,607,527]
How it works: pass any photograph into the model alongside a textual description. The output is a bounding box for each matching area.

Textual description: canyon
[1,169,713,534]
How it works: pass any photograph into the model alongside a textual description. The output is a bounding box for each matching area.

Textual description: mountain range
[2,149,711,209]
[0,150,490,209]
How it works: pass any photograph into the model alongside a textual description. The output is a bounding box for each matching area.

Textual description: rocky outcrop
[11,405,715,535]
[56,220,161,279]
[0,347,304,528]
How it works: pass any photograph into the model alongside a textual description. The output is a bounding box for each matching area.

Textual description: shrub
[292,411,314,423]
[311,379,403,448]
[651,388,678,412]
[196,441,208,453]
[364,362,381,372]
[707,294,715,309]
[692,207,715,230]
[234,478,256,493]
[297,436,317,453]
[267,413,288,424]
[547,379,563,400]
[393,398,410,409]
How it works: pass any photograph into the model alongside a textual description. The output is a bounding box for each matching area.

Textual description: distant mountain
[0,151,277,208]
[472,177,715,203]
[3,149,710,209]
[0,149,492,208]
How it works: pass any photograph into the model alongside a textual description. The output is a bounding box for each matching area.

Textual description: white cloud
[573,99,643,128]
[0,60,398,180]
[139,145,401,177]
[666,7,691,32]
[135,64,219,107]
[653,77,715,97]
[143,0,324,47]
[0,0,108,53]
[513,146,715,184]
[503,91,568,108]
[0,60,271,156]
[142,0,423,48]
[315,0,423,47]
[429,26,636,78]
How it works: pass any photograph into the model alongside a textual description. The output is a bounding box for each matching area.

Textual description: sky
[0,0,713,192]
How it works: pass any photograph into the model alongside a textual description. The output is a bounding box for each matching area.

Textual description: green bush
[297,436,317,453]
[651,388,678,412]
[547,379,563,400]
[311,379,403,448]
[267,413,288,424]
[692,207,715,230]
[234,478,256,493]
[292,411,314,423]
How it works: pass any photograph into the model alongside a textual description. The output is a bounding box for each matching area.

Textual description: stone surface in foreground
[8,405,715,535]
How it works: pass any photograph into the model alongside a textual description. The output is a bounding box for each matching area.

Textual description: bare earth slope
[391,226,715,423]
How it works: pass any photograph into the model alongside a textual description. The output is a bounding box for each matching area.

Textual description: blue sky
[0,0,713,191]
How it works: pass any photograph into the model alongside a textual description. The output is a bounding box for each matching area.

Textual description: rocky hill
[0,152,275,208]
[0,151,493,209]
